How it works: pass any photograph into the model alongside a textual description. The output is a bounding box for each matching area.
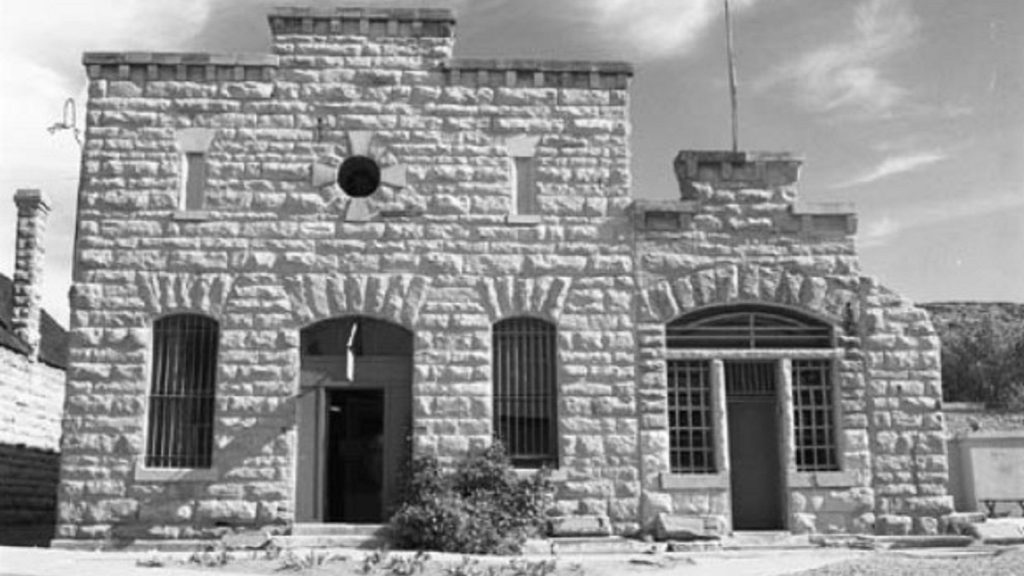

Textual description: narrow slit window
[792,359,838,471]
[183,152,207,210]
[492,317,557,468]
[145,314,218,469]
[667,360,715,474]
[514,156,537,215]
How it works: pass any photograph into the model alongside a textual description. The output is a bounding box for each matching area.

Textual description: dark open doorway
[326,390,385,522]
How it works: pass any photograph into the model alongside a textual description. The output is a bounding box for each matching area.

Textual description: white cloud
[834,151,947,189]
[754,0,918,118]
[585,0,763,60]
[0,0,213,325]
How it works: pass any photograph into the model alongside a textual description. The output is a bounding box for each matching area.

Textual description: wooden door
[726,361,783,530]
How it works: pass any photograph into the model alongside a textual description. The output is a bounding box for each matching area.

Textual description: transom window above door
[666,304,833,349]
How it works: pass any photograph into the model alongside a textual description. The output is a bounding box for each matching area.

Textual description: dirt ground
[3,545,1022,576]
[0,545,866,576]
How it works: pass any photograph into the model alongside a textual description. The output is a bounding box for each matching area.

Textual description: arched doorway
[666,304,836,530]
[296,316,413,523]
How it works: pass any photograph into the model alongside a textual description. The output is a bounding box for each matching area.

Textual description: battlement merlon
[80,51,634,90]
[675,150,804,193]
[444,59,632,90]
[268,6,457,38]
[82,52,279,81]
[662,150,858,235]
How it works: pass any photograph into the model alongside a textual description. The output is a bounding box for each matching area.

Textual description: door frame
[296,355,412,523]
[723,360,784,530]
[664,351,844,533]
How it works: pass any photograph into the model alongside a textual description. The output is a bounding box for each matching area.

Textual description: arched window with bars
[145,313,219,469]
[492,317,557,468]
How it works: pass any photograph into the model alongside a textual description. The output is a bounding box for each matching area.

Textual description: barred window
[492,317,557,468]
[145,314,218,468]
[667,360,715,474]
[792,359,838,471]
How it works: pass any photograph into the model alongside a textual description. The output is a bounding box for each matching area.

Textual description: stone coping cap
[14,188,51,209]
[82,52,279,67]
[675,150,805,163]
[446,58,634,76]
[793,201,857,215]
[268,6,456,22]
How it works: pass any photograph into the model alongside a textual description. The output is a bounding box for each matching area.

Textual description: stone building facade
[1,190,69,545]
[55,6,952,544]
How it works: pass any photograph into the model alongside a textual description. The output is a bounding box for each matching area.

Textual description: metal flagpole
[724,0,739,152]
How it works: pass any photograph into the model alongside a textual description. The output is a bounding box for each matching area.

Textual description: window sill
[512,467,566,481]
[660,472,730,490]
[506,214,541,226]
[134,463,218,482]
[787,470,858,489]
[172,210,212,222]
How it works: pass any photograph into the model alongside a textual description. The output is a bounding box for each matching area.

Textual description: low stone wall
[946,404,1024,517]
[945,403,1024,436]
[0,444,61,546]
[1,335,67,546]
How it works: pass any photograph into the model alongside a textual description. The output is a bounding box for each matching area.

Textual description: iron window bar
[145,314,218,469]
[667,360,715,474]
[792,359,838,471]
[493,317,557,468]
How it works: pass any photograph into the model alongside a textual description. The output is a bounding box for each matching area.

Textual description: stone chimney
[12,189,51,358]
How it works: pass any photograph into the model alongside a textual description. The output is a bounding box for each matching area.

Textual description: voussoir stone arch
[478,276,573,322]
[639,264,859,325]
[282,273,432,329]
[136,272,235,318]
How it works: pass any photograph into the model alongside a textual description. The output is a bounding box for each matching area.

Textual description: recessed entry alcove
[296,316,413,523]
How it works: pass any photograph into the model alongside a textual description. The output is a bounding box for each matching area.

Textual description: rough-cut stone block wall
[634,159,872,534]
[57,16,638,540]
[858,280,952,534]
[1,346,65,451]
[0,346,66,545]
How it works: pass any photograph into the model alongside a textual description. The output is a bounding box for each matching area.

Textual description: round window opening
[336,155,381,198]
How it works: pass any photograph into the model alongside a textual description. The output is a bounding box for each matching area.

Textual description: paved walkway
[0,545,869,576]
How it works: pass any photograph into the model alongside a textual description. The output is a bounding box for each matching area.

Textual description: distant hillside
[921,302,1024,338]
[921,302,1024,408]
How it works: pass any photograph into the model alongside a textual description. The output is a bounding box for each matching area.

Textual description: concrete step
[722,531,813,550]
[525,536,654,555]
[291,523,390,537]
[272,534,388,549]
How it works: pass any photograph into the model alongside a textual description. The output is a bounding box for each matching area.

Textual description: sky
[0,0,1021,327]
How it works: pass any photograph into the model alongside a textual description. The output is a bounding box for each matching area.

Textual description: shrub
[940,316,1024,409]
[390,442,552,555]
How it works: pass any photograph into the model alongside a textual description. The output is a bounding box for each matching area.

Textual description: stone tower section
[57,5,638,542]
[634,151,951,535]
